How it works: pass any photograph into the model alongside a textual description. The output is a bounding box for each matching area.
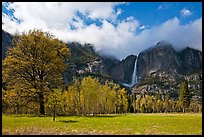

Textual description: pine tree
[179,81,191,112]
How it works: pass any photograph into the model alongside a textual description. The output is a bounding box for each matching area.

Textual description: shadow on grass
[59,120,78,123]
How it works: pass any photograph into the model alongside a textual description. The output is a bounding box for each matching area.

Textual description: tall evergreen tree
[179,81,191,112]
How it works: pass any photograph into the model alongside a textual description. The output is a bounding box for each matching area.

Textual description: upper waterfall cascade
[131,56,138,86]
[122,56,138,87]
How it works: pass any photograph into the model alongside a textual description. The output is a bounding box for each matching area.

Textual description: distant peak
[155,41,171,47]
[184,46,195,50]
[153,41,174,50]
[181,46,201,53]
[140,41,173,54]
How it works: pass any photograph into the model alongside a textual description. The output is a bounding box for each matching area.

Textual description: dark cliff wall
[137,42,181,78]
[109,55,137,84]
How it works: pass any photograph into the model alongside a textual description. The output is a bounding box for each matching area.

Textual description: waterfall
[122,56,138,87]
[130,56,138,87]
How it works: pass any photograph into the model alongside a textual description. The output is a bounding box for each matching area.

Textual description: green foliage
[179,81,191,112]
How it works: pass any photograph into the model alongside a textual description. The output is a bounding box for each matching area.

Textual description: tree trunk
[53,105,56,121]
[38,92,45,115]
[183,108,185,113]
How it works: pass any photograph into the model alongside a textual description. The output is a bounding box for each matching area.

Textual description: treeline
[2,78,201,116]
[130,81,202,113]
[131,94,202,113]
[2,76,128,116]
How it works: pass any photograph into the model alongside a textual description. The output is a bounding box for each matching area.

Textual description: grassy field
[2,113,202,135]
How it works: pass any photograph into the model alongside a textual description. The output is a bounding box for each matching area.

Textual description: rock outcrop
[137,41,181,79]
[109,55,137,84]
[137,41,202,79]
[178,47,202,75]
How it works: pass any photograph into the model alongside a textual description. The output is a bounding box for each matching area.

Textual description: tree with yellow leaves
[2,30,70,115]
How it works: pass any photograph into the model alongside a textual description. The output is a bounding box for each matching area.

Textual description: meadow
[2,113,202,135]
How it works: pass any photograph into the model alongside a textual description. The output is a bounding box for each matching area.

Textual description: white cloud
[180,8,192,16]
[139,25,146,30]
[94,17,202,59]
[3,2,123,31]
[116,8,122,16]
[2,2,202,60]
[132,17,202,53]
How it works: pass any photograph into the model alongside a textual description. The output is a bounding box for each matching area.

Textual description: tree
[135,95,141,113]
[188,98,202,113]
[168,99,175,113]
[2,89,8,113]
[179,81,191,112]
[47,89,63,121]
[163,94,171,113]
[140,95,147,113]
[174,100,182,112]
[156,99,163,113]
[2,30,70,115]
[117,88,128,113]
[146,95,154,113]
[102,81,117,114]
[63,82,79,115]
[99,81,113,114]
[109,82,122,114]
[80,76,100,116]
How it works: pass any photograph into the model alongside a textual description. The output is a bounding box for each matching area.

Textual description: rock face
[64,42,120,83]
[137,41,202,79]
[137,41,181,79]
[68,42,99,64]
[100,56,120,74]
[178,47,202,75]
[109,55,137,84]
[65,42,136,84]
[64,42,102,83]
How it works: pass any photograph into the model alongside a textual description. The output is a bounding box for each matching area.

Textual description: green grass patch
[2,113,202,135]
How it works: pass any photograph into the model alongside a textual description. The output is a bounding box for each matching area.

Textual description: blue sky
[118,2,202,25]
[2,2,202,60]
